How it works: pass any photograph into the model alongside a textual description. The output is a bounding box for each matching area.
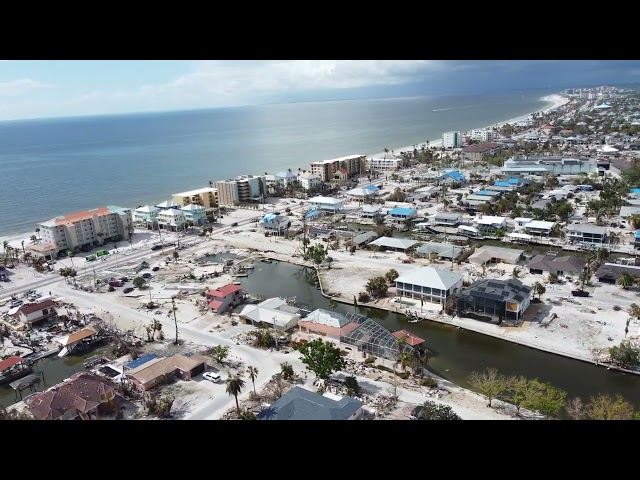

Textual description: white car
[203,372,223,383]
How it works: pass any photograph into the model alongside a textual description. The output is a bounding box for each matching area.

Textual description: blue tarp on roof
[631,188,640,194]
[125,353,159,370]
[494,181,510,187]
[262,213,277,222]
[441,170,465,181]
[635,230,640,239]
[508,178,520,184]
[364,185,378,192]
[306,210,321,219]
[388,207,415,216]
[474,190,494,195]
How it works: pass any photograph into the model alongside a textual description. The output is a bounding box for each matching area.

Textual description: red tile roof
[17,299,56,316]
[337,168,348,175]
[207,284,242,298]
[0,356,23,372]
[393,329,425,346]
[208,300,223,310]
[298,321,360,337]
[50,206,112,226]
[25,372,116,420]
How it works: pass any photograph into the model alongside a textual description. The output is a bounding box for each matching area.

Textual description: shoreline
[0,94,568,250]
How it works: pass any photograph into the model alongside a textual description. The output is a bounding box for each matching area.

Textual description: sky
[0,60,638,121]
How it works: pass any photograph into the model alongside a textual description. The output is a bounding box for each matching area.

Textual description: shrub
[108,285,115,292]
[421,376,438,388]
[364,356,376,364]
[613,305,622,311]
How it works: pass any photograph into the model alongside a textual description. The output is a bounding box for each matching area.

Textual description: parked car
[123,287,134,294]
[571,290,590,297]
[142,273,152,279]
[119,277,129,283]
[203,372,222,383]
[231,222,238,227]
[151,245,162,251]
[109,280,123,287]
[152,266,160,272]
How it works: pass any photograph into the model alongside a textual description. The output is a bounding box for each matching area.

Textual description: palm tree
[172,250,179,263]
[532,281,546,300]
[35,228,40,240]
[608,231,620,248]
[30,235,38,244]
[512,266,523,279]
[247,366,259,395]
[617,272,636,290]
[225,375,246,415]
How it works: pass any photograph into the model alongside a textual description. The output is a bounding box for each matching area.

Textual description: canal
[240,260,640,410]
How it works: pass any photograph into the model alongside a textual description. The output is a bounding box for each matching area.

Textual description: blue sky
[0,60,638,121]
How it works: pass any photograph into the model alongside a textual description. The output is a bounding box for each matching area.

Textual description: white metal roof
[524,220,556,230]
[396,266,463,290]
[308,196,343,204]
[173,187,217,197]
[369,236,418,250]
[304,308,351,328]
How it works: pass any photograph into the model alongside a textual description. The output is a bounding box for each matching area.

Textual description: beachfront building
[172,187,219,209]
[387,207,416,223]
[310,155,367,182]
[155,200,180,210]
[433,212,463,227]
[442,131,462,149]
[527,255,586,276]
[239,297,300,331]
[437,170,466,184]
[180,204,207,225]
[133,205,160,229]
[37,205,133,256]
[470,129,497,143]
[463,142,502,161]
[157,209,186,231]
[260,213,291,234]
[206,284,244,314]
[368,237,418,252]
[457,279,532,325]
[566,224,608,245]
[214,175,266,206]
[257,386,364,421]
[366,156,402,171]
[298,171,322,191]
[501,156,607,176]
[307,196,344,213]
[274,170,298,186]
[395,266,463,307]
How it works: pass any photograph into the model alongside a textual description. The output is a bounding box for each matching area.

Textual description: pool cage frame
[339,312,415,361]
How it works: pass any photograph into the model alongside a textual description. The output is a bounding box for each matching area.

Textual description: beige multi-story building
[310,155,366,181]
[37,206,133,255]
[214,175,266,206]
[172,187,219,209]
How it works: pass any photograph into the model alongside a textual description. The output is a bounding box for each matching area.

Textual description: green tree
[504,375,531,416]
[365,276,388,298]
[512,267,523,280]
[532,281,546,300]
[523,379,566,420]
[172,250,179,262]
[133,276,146,289]
[298,339,345,379]
[467,367,506,408]
[617,272,636,289]
[247,366,259,395]
[306,243,327,265]
[225,375,246,415]
[280,361,294,380]
[608,340,640,368]
[585,394,635,420]
[415,400,462,420]
[239,409,257,420]
[209,345,230,365]
[385,268,399,283]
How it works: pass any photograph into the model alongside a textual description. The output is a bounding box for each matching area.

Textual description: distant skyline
[0,60,638,121]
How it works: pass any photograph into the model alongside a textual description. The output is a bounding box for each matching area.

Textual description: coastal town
[2,87,640,421]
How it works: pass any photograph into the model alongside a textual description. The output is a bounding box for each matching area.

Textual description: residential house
[513,217,533,231]
[25,372,117,420]
[274,170,298,186]
[473,215,507,233]
[351,231,378,248]
[456,279,533,324]
[369,236,418,252]
[181,204,207,225]
[298,171,322,191]
[395,267,463,307]
[437,170,466,184]
[468,246,524,265]
[387,207,416,223]
[415,242,466,261]
[239,297,300,331]
[347,186,378,200]
[206,284,244,314]
[527,254,586,276]
[635,230,640,249]
[465,195,492,204]
[566,224,608,245]
[486,184,515,193]
[619,206,640,220]
[462,142,502,161]
[13,299,57,328]
[257,386,364,420]
[524,220,556,236]
[392,330,426,351]
[155,200,180,210]
[595,263,640,284]
[38,205,133,256]
[307,196,344,213]
[57,327,99,355]
[27,243,58,261]
[172,187,219,209]
[157,208,186,231]
[360,205,382,219]
[260,213,291,234]
[126,354,206,391]
[471,190,501,200]
[133,205,160,229]
[333,168,349,185]
[298,308,360,340]
[340,316,416,361]
[433,212,463,227]
[414,185,441,198]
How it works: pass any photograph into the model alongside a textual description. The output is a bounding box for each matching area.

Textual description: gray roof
[415,242,466,260]
[352,231,378,245]
[396,266,463,290]
[257,386,363,420]
[526,254,586,273]
[567,224,608,235]
[434,212,463,220]
[468,246,524,265]
[595,263,640,281]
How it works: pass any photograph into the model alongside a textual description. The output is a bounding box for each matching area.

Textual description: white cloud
[0,78,49,96]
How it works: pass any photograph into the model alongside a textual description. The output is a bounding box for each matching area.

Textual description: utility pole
[171,296,179,345]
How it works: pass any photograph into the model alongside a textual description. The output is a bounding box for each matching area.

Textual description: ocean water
[0,91,550,237]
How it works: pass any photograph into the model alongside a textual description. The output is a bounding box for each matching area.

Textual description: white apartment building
[298,171,322,191]
[310,155,366,181]
[471,129,496,142]
[442,131,462,149]
[157,208,186,231]
[38,206,133,255]
[366,156,402,171]
[214,175,266,206]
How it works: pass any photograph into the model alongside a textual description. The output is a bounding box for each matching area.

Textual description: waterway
[240,261,640,410]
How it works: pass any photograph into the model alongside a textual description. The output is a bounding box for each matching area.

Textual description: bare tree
[468,367,506,408]
[565,397,586,420]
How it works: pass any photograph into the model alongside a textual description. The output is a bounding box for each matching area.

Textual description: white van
[203,372,222,383]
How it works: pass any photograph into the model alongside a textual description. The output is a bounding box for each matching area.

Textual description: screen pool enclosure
[339,312,415,361]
